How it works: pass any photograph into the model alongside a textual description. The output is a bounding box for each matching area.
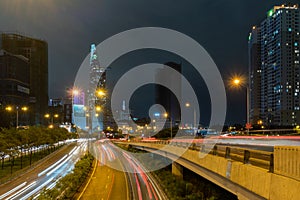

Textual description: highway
[80,140,164,200]
[148,135,300,151]
[1,135,299,199]
[0,141,87,200]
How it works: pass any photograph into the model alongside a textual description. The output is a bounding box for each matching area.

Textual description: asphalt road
[0,141,87,200]
[79,140,165,200]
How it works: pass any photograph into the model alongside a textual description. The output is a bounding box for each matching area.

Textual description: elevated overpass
[120,140,300,200]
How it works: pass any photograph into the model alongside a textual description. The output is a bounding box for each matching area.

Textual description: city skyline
[1,0,299,124]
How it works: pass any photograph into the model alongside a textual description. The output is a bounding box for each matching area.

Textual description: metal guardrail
[134,140,274,172]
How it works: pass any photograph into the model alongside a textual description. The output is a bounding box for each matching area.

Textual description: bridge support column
[172,162,183,179]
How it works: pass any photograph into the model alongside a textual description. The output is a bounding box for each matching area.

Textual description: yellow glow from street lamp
[164,113,168,118]
[96,106,101,111]
[48,124,54,129]
[95,113,99,117]
[54,114,59,118]
[96,89,105,97]
[44,114,50,118]
[5,106,12,111]
[229,74,246,89]
[21,106,28,111]
[233,79,241,85]
[185,102,190,107]
[72,89,79,96]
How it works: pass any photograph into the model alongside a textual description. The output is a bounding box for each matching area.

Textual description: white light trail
[6,181,36,200]
[38,154,68,177]
[0,182,27,199]
[20,178,54,200]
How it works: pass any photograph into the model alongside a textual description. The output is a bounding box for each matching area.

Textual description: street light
[185,102,197,135]
[95,106,101,112]
[164,113,173,140]
[70,87,81,124]
[44,113,59,127]
[230,75,250,134]
[5,106,28,128]
[96,89,106,97]
[72,89,79,96]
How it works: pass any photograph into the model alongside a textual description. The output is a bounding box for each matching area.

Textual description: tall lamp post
[185,103,197,135]
[44,113,59,128]
[231,77,250,134]
[5,106,28,128]
[71,88,80,125]
[164,113,172,140]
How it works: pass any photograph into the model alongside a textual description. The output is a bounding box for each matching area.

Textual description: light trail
[46,152,73,176]
[38,154,68,177]
[6,181,36,200]
[19,178,54,200]
[0,182,27,199]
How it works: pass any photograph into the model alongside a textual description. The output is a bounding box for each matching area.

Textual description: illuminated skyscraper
[248,26,262,124]
[249,4,300,126]
[88,44,106,131]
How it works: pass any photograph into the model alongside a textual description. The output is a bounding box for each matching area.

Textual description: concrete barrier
[274,146,300,181]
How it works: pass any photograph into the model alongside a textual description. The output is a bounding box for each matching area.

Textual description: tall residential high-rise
[248,26,262,124]
[249,4,300,126]
[1,33,48,125]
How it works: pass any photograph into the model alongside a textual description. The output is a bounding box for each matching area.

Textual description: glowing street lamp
[5,106,12,112]
[96,89,106,97]
[44,113,59,125]
[70,87,81,124]
[72,89,79,96]
[95,106,101,112]
[185,102,197,135]
[233,78,241,85]
[164,112,173,140]
[6,106,28,128]
[230,75,250,133]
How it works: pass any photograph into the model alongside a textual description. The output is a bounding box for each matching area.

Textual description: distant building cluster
[249,4,300,126]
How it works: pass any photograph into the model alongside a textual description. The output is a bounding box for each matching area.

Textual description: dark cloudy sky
[0,0,299,124]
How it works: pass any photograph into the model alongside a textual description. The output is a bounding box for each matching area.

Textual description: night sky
[0,0,299,125]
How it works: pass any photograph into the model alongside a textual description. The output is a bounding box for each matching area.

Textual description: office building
[1,33,48,125]
[249,4,300,126]
[155,62,182,127]
[0,50,30,127]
